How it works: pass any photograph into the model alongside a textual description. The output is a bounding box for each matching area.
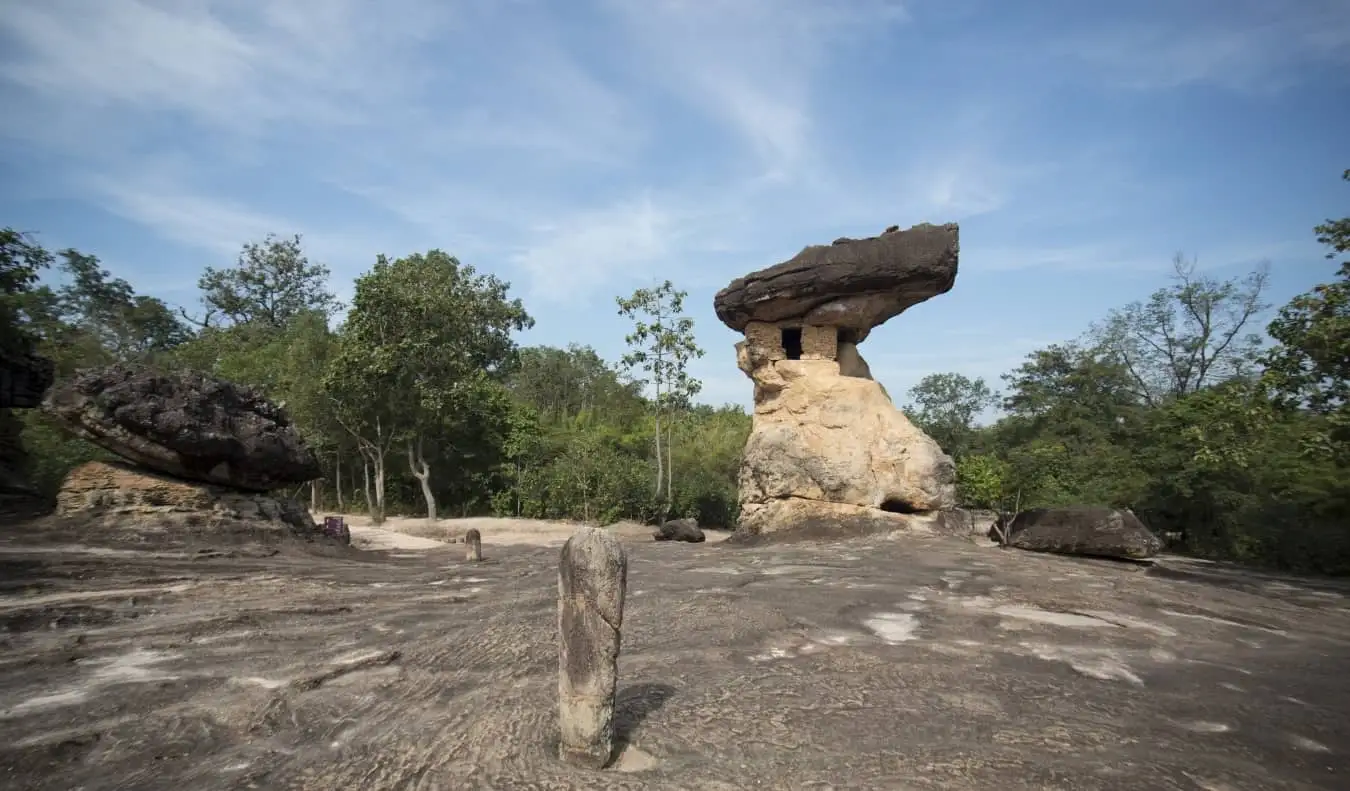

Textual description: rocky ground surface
[1,518,1347,790]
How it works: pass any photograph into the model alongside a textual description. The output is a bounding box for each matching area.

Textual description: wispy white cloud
[0,0,1336,324]
[1040,0,1350,93]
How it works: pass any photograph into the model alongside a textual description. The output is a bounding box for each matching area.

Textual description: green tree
[192,233,340,330]
[0,228,53,355]
[617,280,704,519]
[325,250,531,523]
[1092,254,1270,406]
[902,372,998,458]
[1264,170,1350,421]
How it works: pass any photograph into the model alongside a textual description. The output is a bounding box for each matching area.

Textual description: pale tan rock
[557,527,627,769]
[731,349,955,544]
[56,460,318,537]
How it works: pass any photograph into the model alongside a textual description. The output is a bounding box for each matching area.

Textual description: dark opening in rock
[838,328,861,345]
[879,498,922,514]
[782,327,803,360]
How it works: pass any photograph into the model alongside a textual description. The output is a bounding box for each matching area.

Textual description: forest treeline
[2,169,1346,573]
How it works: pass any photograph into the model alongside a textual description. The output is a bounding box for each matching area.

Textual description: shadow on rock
[611,682,677,754]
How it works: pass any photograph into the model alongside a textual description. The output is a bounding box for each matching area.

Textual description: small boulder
[44,364,321,492]
[653,518,706,543]
[1002,506,1163,560]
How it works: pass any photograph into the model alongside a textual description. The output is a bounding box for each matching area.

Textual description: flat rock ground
[1,517,1348,790]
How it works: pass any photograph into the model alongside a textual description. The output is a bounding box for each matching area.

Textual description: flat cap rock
[714,222,959,339]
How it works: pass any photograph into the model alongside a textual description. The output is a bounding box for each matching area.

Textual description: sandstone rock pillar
[714,223,962,544]
[465,528,482,561]
[557,527,627,768]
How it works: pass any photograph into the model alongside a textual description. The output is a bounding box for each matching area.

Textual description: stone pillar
[800,325,838,360]
[464,528,482,561]
[743,321,785,361]
[557,527,628,769]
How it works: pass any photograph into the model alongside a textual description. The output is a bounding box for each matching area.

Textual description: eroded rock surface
[1005,506,1164,560]
[55,460,319,540]
[0,523,1345,790]
[720,223,959,543]
[44,364,321,492]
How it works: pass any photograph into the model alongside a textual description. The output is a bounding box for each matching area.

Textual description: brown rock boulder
[56,460,320,538]
[44,364,321,492]
[1004,506,1164,560]
[714,222,959,342]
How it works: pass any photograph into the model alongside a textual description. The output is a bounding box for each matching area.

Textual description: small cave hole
[781,327,803,360]
[879,498,922,515]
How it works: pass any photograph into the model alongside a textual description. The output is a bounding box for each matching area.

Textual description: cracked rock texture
[43,364,321,492]
[0,519,1346,790]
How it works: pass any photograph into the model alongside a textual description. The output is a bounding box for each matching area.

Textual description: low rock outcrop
[44,364,321,492]
[57,460,318,538]
[1002,506,1163,560]
[718,223,960,544]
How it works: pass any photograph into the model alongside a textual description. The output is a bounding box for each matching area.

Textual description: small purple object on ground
[323,516,350,546]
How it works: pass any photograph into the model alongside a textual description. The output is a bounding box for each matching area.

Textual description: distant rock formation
[717,223,960,544]
[43,364,326,541]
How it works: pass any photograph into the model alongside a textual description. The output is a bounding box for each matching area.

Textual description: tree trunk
[372,447,387,525]
[310,479,320,513]
[408,437,436,524]
[361,453,373,516]
[665,418,674,519]
[335,449,344,512]
[653,411,664,500]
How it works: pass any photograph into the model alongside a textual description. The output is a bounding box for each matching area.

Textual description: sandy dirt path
[326,513,729,551]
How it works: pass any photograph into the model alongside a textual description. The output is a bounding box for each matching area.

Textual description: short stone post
[557,527,627,769]
[464,528,482,561]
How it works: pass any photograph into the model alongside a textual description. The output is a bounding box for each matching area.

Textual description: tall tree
[0,229,53,349]
[192,233,340,329]
[1265,169,1350,417]
[1092,254,1270,406]
[902,372,998,458]
[325,250,531,523]
[616,280,704,518]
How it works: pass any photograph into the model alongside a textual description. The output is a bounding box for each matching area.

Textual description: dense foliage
[2,169,1346,573]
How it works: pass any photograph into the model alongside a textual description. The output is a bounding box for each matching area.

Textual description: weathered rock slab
[714,222,959,338]
[56,460,319,538]
[44,364,321,492]
[1004,506,1164,560]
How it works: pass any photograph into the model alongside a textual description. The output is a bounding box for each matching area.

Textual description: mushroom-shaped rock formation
[718,223,960,544]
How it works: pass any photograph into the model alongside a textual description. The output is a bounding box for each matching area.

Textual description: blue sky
[1,0,1347,410]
